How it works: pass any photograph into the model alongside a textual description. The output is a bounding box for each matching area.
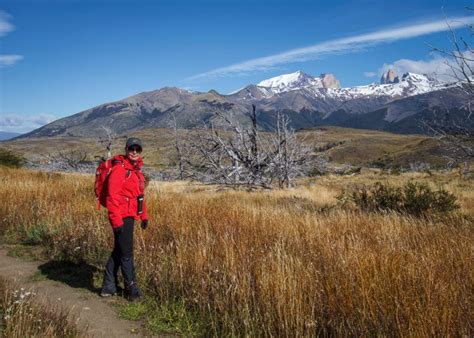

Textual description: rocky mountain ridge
[250,70,447,101]
[16,69,468,139]
[257,71,341,93]
[381,69,400,84]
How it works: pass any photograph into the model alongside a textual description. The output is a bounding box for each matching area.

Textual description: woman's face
[126,145,142,161]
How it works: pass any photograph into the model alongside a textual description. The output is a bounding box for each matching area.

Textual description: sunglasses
[127,146,142,153]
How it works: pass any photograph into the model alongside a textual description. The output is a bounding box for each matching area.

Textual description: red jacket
[106,155,148,228]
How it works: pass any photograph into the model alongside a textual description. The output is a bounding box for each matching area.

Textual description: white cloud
[0,12,23,67]
[364,71,377,78]
[188,16,474,80]
[0,54,24,67]
[31,113,56,125]
[0,115,23,127]
[0,113,57,133]
[0,11,14,37]
[379,51,474,82]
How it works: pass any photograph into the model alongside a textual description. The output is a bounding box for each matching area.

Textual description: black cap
[125,137,143,151]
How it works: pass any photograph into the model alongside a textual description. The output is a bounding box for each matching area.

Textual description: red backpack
[94,158,124,209]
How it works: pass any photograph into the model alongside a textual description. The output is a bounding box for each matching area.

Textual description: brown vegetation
[0,277,82,337]
[0,166,472,336]
[2,126,455,170]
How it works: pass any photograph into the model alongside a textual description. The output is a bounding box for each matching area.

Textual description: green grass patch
[30,270,48,282]
[4,223,53,246]
[24,224,49,245]
[116,298,206,336]
[6,244,44,261]
[118,301,148,321]
[146,300,205,336]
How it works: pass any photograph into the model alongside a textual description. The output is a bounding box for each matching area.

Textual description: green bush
[403,182,459,215]
[390,166,401,176]
[345,181,459,216]
[24,224,48,245]
[308,167,325,176]
[0,148,24,168]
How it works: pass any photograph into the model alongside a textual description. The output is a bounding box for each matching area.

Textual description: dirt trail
[0,247,151,337]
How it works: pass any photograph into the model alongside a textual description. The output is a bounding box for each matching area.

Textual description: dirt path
[0,246,152,337]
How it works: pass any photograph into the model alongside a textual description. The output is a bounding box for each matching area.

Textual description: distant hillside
[16,70,470,139]
[0,131,21,141]
[3,126,451,170]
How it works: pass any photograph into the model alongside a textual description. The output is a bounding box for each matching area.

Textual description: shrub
[308,167,325,176]
[345,181,459,216]
[403,182,459,215]
[24,223,50,245]
[0,148,24,168]
[389,166,401,175]
[349,182,403,212]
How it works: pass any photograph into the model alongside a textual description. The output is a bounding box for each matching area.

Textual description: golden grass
[0,277,82,337]
[0,167,472,336]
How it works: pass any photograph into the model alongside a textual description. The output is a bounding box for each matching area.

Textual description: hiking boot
[124,282,142,302]
[100,285,117,297]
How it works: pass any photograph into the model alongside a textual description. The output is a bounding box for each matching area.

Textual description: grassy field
[0,166,472,336]
[1,126,450,169]
[0,277,81,337]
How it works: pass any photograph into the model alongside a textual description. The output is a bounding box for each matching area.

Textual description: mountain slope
[18,69,468,139]
[19,88,250,138]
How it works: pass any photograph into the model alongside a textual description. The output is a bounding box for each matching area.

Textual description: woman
[101,137,149,301]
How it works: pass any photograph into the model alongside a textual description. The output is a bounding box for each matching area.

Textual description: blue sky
[0,0,473,133]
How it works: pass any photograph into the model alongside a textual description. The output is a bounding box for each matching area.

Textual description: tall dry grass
[0,166,472,336]
[0,277,82,337]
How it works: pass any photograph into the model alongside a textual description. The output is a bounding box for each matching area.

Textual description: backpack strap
[112,159,124,166]
[112,159,132,178]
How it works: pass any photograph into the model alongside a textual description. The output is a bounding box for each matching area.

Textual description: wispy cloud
[364,71,377,78]
[0,54,24,67]
[380,50,474,82]
[0,113,56,133]
[0,11,14,37]
[0,11,23,67]
[188,16,474,81]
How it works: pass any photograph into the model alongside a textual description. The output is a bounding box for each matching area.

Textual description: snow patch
[257,71,324,94]
[256,71,451,101]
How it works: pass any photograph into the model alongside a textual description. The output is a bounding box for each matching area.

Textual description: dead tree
[185,107,312,189]
[427,11,474,171]
[97,126,117,161]
[250,104,258,161]
[171,113,185,180]
[272,112,312,188]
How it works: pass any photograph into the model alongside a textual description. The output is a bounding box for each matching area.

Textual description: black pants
[103,217,136,290]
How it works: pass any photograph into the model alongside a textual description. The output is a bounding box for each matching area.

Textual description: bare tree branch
[426,9,474,173]
[97,126,117,161]
[183,107,316,189]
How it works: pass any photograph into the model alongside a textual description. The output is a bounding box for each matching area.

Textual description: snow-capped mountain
[328,72,446,99]
[18,68,469,139]
[254,70,449,102]
[257,71,341,93]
